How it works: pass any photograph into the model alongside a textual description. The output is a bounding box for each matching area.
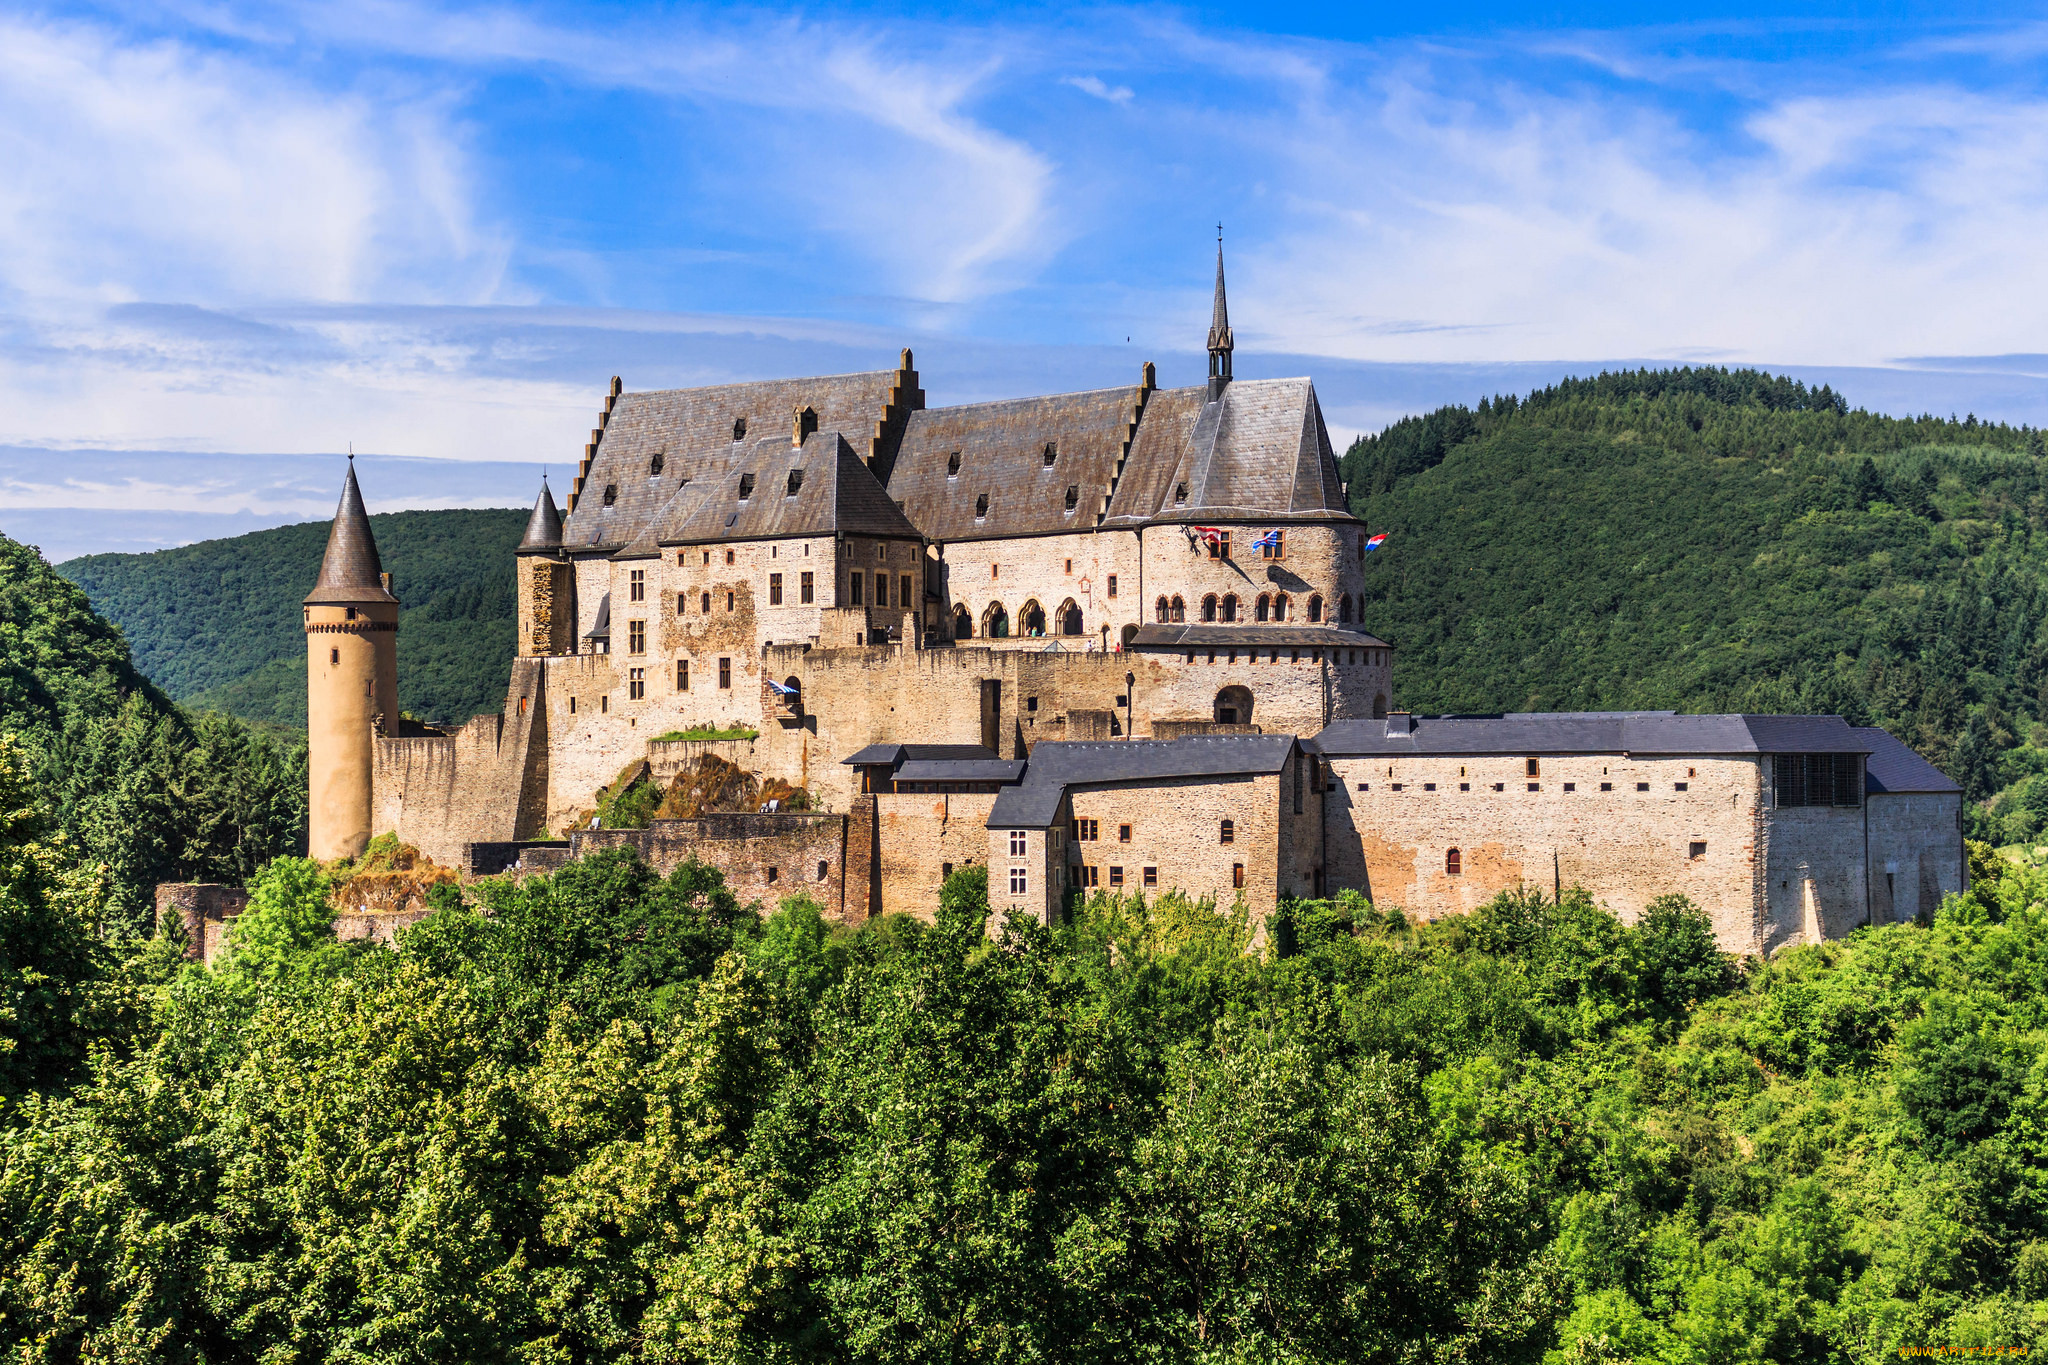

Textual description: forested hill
[59,508,526,729]
[1339,366,2045,840]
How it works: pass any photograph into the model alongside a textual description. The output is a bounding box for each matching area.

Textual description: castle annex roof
[654,430,922,545]
[518,479,563,552]
[304,462,397,605]
[989,734,1298,828]
[1103,378,1350,523]
[1311,712,1874,758]
[1858,727,1960,794]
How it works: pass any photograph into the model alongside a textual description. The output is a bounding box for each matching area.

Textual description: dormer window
[649,453,665,475]
[947,451,961,478]
[738,473,755,499]
[1173,482,1187,506]
[975,493,989,520]
[1043,441,1057,467]
[787,470,803,497]
[602,484,617,506]
[1064,484,1078,510]
[732,417,747,441]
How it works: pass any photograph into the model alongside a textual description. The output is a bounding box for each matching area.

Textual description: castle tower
[1206,232,1234,401]
[304,460,400,860]
[515,476,574,657]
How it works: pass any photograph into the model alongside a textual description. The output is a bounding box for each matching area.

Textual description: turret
[516,476,575,657]
[303,460,400,861]
[1206,231,1234,402]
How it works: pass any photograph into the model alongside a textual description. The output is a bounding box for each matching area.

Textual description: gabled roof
[305,462,397,605]
[561,371,900,552]
[1104,379,1351,524]
[652,431,920,547]
[1311,712,1874,758]
[1858,728,1961,794]
[888,386,1144,541]
[989,734,1296,827]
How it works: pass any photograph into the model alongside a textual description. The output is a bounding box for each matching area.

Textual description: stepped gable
[305,462,397,604]
[1105,378,1350,523]
[561,371,899,552]
[888,385,1145,540]
[657,430,921,545]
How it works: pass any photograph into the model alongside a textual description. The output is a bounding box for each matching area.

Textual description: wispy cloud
[1062,74,1134,104]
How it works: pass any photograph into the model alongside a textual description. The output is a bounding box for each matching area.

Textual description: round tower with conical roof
[516,476,573,657]
[304,460,400,860]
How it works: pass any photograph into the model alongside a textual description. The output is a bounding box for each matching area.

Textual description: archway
[983,602,1009,638]
[1272,594,1289,621]
[1201,594,1218,622]
[1214,685,1254,725]
[1169,595,1186,623]
[1308,595,1323,623]
[1255,594,1270,622]
[1057,599,1083,635]
[1120,623,1139,648]
[953,604,973,640]
[781,676,804,713]
[1155,596,1171,623]
[1020,599,1046,637]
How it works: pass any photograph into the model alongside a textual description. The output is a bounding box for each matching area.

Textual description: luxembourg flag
[1364,532,1389,552]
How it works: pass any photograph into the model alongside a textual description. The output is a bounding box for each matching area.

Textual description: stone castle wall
[566,805,872,917]
[875,791,999,916]
[1868,793,1967,925]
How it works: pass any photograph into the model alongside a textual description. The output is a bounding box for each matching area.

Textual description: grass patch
[651,726,760,742]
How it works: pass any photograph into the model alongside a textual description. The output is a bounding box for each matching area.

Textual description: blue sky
[7,0,2048,557]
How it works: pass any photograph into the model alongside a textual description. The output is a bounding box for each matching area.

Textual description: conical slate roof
[1206,243,1233,354]
[519,477,563,551]
[304,461,398,605]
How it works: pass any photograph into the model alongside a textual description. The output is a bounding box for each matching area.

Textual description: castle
[296,249,1967,957]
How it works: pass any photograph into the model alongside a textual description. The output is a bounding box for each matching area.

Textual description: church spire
[305,458,396,603]
[519,474,563,551]
[1206,226,1234,401]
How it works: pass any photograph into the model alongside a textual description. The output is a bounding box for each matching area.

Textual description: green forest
[59,507,526,730]
[1340,367,2048,844]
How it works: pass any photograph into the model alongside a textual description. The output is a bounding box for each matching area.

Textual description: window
[874,574,888,607]
[1220,819,1235,844]
[991,563,999,579]
[850,572,863,605]
[1308,594,1322,622]
[1221,594,1238,622]
[1675,782,1689,791]
[1107,574,1117,597]
[1202,594,1218,622]
[1010,830,1027,855]
[569,696,577,714]
[330,648,339,664]
[947,451,961,477]
[1075,818,1098,841]
[1256,594,1270,622]
[787,470,803,497]
[943,862,953,881]
[602,483,617,505]
[1424,783,1436,792]
[1446,848,1462,876]
[1391,783,1403,792]
[818,860,830,881]
[1156,596,1170,623]
[877,543,888,562]
[800,571,814,604]
[600,695,609,713]
[1526,758,1540,777]
[1564,782,1576,792]
[1527,782,1540,792]
[901,575,914,610]
[1010,868,1028,895]
[1233,863,1245,889]
[1459,782,1470,791]
[700,591,711,613]
[1109,866,1124,887]
[628,667,645,699]
[1174,482,1187,506]
[975,493,989,520]
[1078,865,1099,888]
[628,620,646,654]
[1026,696,1038,712]
[1065,485,1079,510]
[345,606,357,620]
[732,416,747,440]
[1492,782,1503,791]
[629,568,645,602]
[1272,594,1288,621]
[725,590,735,611]
[725,549,735,566]
[718,657,731,689]
[1261,529,1285,559]
[1209,530,1231,559]
[1170,596,1185,622]
[1773,754,1862,808]
[1143,866,1158,888]
[677,660,689,690]
[1689,841,1707,860]
[1340,595,1352,623]
[1118,824,1131,843]
[737,473,755,499]
[1044,441,1058,466]
[769,573,783,605]
[1600,782,1611,791]
[1637,782,1650,791]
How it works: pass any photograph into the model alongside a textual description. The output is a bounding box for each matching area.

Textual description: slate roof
[896,759,1029,784]
[1311,712,1875,758]
[518,478,563,552]
[1104,379,1349,523]
[647,431,921,548]
[305,462,397,605]
[841,743,1007,767]
[1858,728,1961,794]
[888,386,1143,541]
[1130,624,1391,649]
[988,734,1297,828]
[561,371,899,552]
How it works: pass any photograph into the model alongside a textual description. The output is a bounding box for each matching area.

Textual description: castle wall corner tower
[304,461,400,860]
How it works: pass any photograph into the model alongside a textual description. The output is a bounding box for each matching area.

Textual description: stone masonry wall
[1867,793,1966,925]
[1055,769,1298,920]
[155,883,250,963]
[570,810,856,916]
[875,791,998,918]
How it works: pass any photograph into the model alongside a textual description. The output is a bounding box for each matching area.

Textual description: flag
[1191,525,1224,543]
[1365,532,1389,552]
[1250,529,1281,551]
[766,678,799,696]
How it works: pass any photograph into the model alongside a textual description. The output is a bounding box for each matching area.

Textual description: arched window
[1308,595,1323,623]
[1221,594,1238,622]
[1201,594,1218,622]
[1214,685,1253,725]
[1156,596,1170,623]
[1373,693,1387,719]
[1020,600,1046,636]
[1255,594,1270,622]
[1272,594,1289,621]
[1170,596,1186,623]
[1220,819,1235,844]
[780,676,803,712]
[984,602,1009,638]
[1446,848,1462,876]
[1340,594,1352,624]
[953,604,973,639]
[1058,599,1083,635]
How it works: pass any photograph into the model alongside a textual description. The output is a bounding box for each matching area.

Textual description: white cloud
[1063,74,1134,104]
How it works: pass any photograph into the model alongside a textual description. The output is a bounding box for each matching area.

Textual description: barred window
[1774,753,1862,808]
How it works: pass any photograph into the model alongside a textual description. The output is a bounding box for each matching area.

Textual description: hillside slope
[1340,367,2045,838]
[60,508,525,728]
